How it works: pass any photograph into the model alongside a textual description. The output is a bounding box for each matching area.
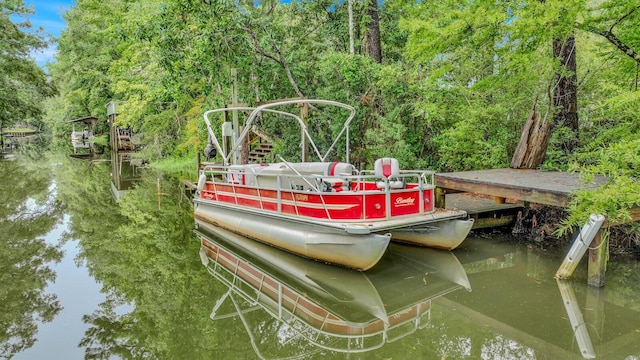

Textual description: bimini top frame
[202,99,356,166]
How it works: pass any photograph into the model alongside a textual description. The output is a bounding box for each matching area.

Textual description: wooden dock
[435,168,608,208]
[434,168,640,287]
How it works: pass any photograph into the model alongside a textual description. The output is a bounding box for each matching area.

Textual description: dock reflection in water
[110,150,143,202]
[440,239,640,360]
[194,219,471,358]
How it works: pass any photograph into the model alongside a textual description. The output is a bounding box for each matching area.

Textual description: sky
[21,0,74,66]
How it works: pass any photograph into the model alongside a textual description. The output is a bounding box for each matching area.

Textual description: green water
[2,152,639,360]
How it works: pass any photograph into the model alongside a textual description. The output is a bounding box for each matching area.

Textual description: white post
[555,214,605,279]
[231,68,239,165]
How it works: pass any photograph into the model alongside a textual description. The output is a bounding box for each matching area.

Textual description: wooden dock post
[587,229,608,287]
[435,188,446,209]
[555,214,605,280]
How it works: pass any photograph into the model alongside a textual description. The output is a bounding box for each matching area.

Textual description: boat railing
[358,169,435,188]
[198,164,436,221]
[385,301,431,343]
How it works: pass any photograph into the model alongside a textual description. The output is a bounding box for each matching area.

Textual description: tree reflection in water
[0,159,63,358]
[53,157,218,359]
[10,151,640,359]
[60,155,640,360]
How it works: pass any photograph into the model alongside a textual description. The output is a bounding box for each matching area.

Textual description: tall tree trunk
[365,0,382,63]
[552,34,579,153]
[348,0,354,55]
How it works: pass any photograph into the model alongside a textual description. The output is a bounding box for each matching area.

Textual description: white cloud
[21,1,74,67]
[32,18,67,37]
[32,44,58,64]
[25,0,73,37]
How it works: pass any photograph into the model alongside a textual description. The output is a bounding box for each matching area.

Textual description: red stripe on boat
[382,163,392,178]
[329,162,339,176]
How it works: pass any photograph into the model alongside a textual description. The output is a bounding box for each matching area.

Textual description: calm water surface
[2,152,639,360]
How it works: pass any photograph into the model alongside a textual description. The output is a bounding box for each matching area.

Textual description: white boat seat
[320,177,351,192]
[374,157,404,189]
[374,157,399,179]
[376,180,405,189]
[326,162,356,177]
[226,164,265,185]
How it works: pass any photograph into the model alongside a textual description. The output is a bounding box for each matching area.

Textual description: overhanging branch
[609,5,640,33]
[242,24,306,99]
[577,22,640,65]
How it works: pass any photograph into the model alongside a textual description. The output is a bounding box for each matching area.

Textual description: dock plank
[445,193,522,229]
[445,193,521,214]
[435,168,608,207]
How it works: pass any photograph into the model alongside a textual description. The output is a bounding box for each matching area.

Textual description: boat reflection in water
[110,150,144,202]
[195,219,470,357]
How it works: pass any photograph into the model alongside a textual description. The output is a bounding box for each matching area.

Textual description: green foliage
[364,115,415,167]
[581,0,640,64]
[151,155,197,180]
[43,0,640,231]
[558,2,640,229]
[559,138,640,234]
[0,156,64,358]
[91,134,109,146]
[399,0,565,170]
[0,0,55,132]
[55,0,121,110]
[435,115,509,171]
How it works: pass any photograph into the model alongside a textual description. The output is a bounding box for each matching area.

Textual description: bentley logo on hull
[394,197,416,207]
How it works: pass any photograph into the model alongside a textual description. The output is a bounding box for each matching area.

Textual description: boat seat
[319,176,351,192]
[374,157,405,189]
[376,179,405,189]
[226,164,265,185]
[315,162,356,192]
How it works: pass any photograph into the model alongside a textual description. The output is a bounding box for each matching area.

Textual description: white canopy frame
[203,99,356,166]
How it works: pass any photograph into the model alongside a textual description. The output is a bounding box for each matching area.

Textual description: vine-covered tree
[364,0,382,63]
